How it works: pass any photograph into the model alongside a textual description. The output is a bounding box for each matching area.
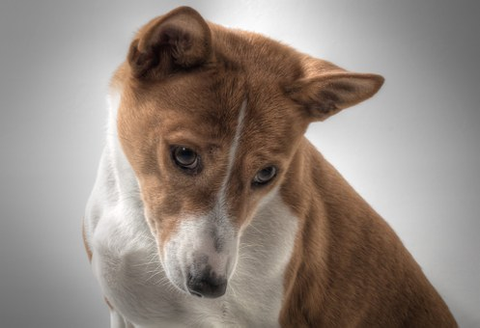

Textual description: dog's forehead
[137,72,244,142]
[132,70,300,146]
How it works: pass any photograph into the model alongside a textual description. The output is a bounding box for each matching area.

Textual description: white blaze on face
[163,100,247,292]
[217,99,247,212]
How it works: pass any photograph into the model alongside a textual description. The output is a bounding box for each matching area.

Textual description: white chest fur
[83,94,298,328]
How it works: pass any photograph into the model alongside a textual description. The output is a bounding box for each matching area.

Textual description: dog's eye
[172,146,200,172]
[253,166,277,186]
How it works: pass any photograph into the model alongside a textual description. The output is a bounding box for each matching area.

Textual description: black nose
[187,272,227,299]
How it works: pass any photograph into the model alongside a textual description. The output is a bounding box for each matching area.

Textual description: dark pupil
[258,167,275,181]
[175,147,196,165]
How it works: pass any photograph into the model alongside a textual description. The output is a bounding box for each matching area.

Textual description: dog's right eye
[171,146,200,173]
[252,166,277,187]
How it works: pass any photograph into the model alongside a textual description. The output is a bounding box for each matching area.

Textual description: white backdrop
[0,0,478,327]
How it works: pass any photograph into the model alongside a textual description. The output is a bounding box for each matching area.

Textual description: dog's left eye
[253,166,277,186]
[172,146,200,172]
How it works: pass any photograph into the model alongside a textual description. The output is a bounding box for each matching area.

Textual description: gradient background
[0,0,479,327]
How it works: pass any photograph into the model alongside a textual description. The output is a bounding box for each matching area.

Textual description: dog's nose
[187,271,227,298]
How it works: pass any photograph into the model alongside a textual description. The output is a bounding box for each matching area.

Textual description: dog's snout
[162,223,237,298]
[187,270,227,299]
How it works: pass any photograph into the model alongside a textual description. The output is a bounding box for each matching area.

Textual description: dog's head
[116,6,384,298]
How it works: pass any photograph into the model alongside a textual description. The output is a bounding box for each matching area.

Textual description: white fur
[162,213,238,294]
[217,99,247,209]
[162,100,247,293]
[84,91,298,327]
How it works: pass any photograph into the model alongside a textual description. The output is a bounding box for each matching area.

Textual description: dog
[83,6,457,327]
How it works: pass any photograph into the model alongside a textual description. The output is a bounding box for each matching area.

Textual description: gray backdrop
[0,0,478,327]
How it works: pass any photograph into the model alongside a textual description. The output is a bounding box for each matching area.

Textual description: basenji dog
[83,6,457,327]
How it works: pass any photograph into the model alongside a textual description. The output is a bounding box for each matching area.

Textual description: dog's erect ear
[127,6,213,79]
[287,60,384,121]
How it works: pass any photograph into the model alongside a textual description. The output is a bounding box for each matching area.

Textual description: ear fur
[127,6,213,79]
[287,69,385,121]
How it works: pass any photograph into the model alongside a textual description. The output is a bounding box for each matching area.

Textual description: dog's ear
[286,60,384,121]
[127,6,213,79]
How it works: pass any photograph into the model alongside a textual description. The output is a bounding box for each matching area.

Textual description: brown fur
[96,6,457,327]
[279,142,456,327]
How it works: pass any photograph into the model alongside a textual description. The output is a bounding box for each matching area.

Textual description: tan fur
[93,6,457,327]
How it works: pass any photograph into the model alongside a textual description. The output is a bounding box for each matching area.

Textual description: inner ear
[287,72,385,121]
[128,6,213,79]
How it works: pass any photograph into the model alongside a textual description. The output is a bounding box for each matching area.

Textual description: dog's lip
[189,290,204,298]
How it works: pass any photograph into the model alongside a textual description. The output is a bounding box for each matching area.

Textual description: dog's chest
[90,197,298,328]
